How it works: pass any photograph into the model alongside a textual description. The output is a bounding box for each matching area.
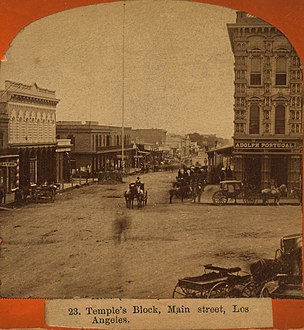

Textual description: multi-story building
[0,81,59,191]
[227,12,302,190]
[131,128,167,146]
[166,133,191,158]
[56,121,135,173]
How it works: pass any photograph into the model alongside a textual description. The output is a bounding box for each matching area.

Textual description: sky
[0,0,236,139]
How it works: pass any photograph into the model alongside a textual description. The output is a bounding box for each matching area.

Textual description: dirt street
[0,171,302,298]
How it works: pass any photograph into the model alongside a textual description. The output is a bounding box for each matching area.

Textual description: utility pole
[121,1,126,174]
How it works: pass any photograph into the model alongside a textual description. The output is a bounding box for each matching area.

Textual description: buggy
[212,180,258,205]
[172,264,251,298]
[34,184,57,203]
[124,182,148,208]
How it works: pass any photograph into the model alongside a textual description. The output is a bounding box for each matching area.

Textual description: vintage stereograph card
[0,0,303,329]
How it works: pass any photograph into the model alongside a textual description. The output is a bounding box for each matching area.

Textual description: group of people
[176,166,207,188]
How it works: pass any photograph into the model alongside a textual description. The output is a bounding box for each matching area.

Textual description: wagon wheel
[246,191,259,205]
[243,193,257,205]
[172,284,203,298]
[207,282,229,298]
[259,284,270,298]
[212,191,228,205]
[240,281,259,297]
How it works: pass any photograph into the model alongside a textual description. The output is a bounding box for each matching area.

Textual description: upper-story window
[275,105,285,134]
[250,57,262,85]
[106,135,110,146]
[0,131,3,149]
[275,57,287,86]
[249,105,260,134]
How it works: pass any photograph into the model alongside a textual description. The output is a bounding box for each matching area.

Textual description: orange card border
[0,0,303,329]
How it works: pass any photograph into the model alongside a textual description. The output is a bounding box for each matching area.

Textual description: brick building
[227,12,302,190]
[56,121,135,173]
[0,81,59,191]
[131,128,167,146]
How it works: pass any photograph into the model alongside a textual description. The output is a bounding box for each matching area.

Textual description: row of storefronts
[0,81,70,194]
[207,141,302,192]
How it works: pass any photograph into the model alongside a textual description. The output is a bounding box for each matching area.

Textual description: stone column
[261,155,270,190]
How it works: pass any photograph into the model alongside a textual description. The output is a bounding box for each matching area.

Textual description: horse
[261,184,288,205]
[124,183,144,209]
[169,182,192,204]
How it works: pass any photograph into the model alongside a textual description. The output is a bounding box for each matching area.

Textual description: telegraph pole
[121,1,126,174]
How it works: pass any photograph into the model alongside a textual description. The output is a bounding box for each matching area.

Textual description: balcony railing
[96,144,134,152]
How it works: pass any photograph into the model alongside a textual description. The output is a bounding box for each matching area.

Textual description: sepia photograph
[0,0,302,308]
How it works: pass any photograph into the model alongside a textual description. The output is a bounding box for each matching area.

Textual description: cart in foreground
[172,264,251,298]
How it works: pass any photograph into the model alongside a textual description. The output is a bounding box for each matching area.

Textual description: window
[235,124,243,133]
[249,105,260,134]
[250,57,261,85]
[275,105,285,134]
[0,132,3,149]
[275,57,287,85]
[106,135,110,146]
[291,124,295,133]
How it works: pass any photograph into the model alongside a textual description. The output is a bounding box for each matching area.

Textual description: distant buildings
[56,121,135,173]
[227,11,302,190]
[131,128,167,146]
[166,133,191,157]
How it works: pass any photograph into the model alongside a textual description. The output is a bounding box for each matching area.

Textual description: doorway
[270,156,288,186]
[244,156,261,188]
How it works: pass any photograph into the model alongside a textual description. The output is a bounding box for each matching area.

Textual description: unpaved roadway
[0,171,302,298]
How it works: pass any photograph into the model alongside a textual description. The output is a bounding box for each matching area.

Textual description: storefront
[233,139,302,192]
[0,154,19,192]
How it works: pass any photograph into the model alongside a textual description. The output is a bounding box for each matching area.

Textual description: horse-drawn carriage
[169,180,193,204]
[124,182,148,209]
[212,180,259,205]
[34,184,57,203]
[13,183,58,204]
[173,234,302,299]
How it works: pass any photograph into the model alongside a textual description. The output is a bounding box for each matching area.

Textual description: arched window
[275,105,285,134]
[250,57,261,85]
[276,57,287,85]
[249,105,260,134]
[0,131,4,149]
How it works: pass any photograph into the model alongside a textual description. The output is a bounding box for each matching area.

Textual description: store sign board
[234,142,296,149]
[0,161,17,167]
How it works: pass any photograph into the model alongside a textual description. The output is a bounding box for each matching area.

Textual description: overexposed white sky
[0,0,236,138]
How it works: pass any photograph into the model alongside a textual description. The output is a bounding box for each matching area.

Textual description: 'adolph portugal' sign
[234,142,296,149]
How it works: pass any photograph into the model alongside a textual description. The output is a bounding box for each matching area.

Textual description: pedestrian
[113,208,131,245]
